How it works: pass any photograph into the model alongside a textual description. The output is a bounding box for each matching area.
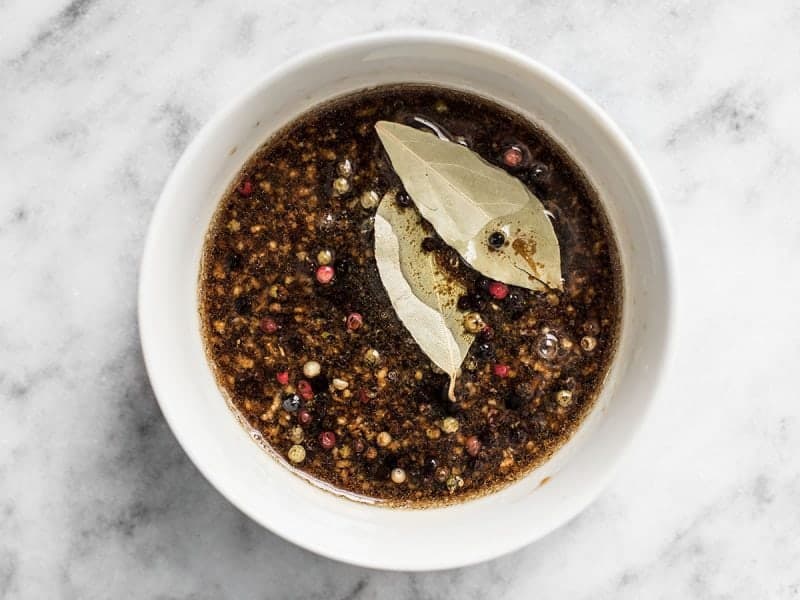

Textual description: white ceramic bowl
[139,32,675,571]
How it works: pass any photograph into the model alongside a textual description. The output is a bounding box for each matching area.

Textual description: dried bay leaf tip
[374,191,475,401]
[374,120,562,291]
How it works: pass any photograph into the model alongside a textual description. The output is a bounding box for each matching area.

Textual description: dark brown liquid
[199,85,622,506]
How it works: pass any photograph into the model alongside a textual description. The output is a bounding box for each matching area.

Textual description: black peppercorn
[504,393,523,410]
[488,231,505,249]
[233,295,252,316]
[420,237,437,252]
[396,191,412,207]
[282,393,302,412]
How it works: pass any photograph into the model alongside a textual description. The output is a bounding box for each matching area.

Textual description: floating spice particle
[332,378,349,390]
[580,336,597,352]
[316,249,333,265]
[346,312,363,331]
[315,265,334,284]
[360,190,380,209]
[492,364,509,378]
[237,180,253,196]
[260,317,278,334]
[332,177,350,195]
[488,281,509,300]
[276,371,289,386]
[282,393,301,412]
[441,417,459,434]
[376,431,392,447]
[436,466,449,482]
[391,468,407,484]
[303,360,321,378]
[556,389,573,407]
[463,312,485,334]
[465,435,482,456]
[364,348,381,366]
[287,444,306,464]
[337,159,352,177]
[319,431,336,449]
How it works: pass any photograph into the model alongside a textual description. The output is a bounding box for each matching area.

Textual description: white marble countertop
[2,1,799,597]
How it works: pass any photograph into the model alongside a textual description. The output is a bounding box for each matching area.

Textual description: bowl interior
[139,33,672,570]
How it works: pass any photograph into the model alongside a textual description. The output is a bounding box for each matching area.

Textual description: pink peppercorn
[319,431,336,450]
[316,265,335,284]
[260,317,278,334]
[297,379,314,400]
[238,180,253,196]
[297,409,312,425]
[488,281,509,300]
[346,312,363,331]
[502,146,523,168]
[466,435,482,457]
[276,371,289,385]
[493,363,510,378]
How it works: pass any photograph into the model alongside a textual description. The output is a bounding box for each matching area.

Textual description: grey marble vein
[2,0,799,598]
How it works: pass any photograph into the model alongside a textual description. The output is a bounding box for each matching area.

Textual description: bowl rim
[139,30,677,570]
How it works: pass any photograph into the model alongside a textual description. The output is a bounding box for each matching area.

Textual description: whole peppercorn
[287,445,306,464]
[333,177,350,195]
[492,363,510,378]
[276,371,289,386]
[376,431,392,447]
[556,390,573,407]
[364,348,381,366]
[297,409,312,425]
[316,249,333,266]
[390,468,407,484]
[260,317,278,334]
[346,312,363,331]
[463,312,485,334]
[237,180,253,196]
[315,265,335,284]
[505,393,523,410]
[420,237,437,252]
[282,393,301,412]
[502,146,524,168]
[488,281,509,300]
[360,190,380,209]
[337,159,352,177]
[441,417,459,434]
[465,435,482,457]
[303,360,321,378]
[396,191,412,207]
[296,379,314,400]
[487,231,506,249]
[581,336,597,352]
[319,431,336,450]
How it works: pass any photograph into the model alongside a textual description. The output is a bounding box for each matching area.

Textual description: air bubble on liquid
[536,332,559,360]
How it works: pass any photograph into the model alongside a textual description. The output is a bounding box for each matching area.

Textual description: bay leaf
[374,191,474,400]
[375,120,563,291]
